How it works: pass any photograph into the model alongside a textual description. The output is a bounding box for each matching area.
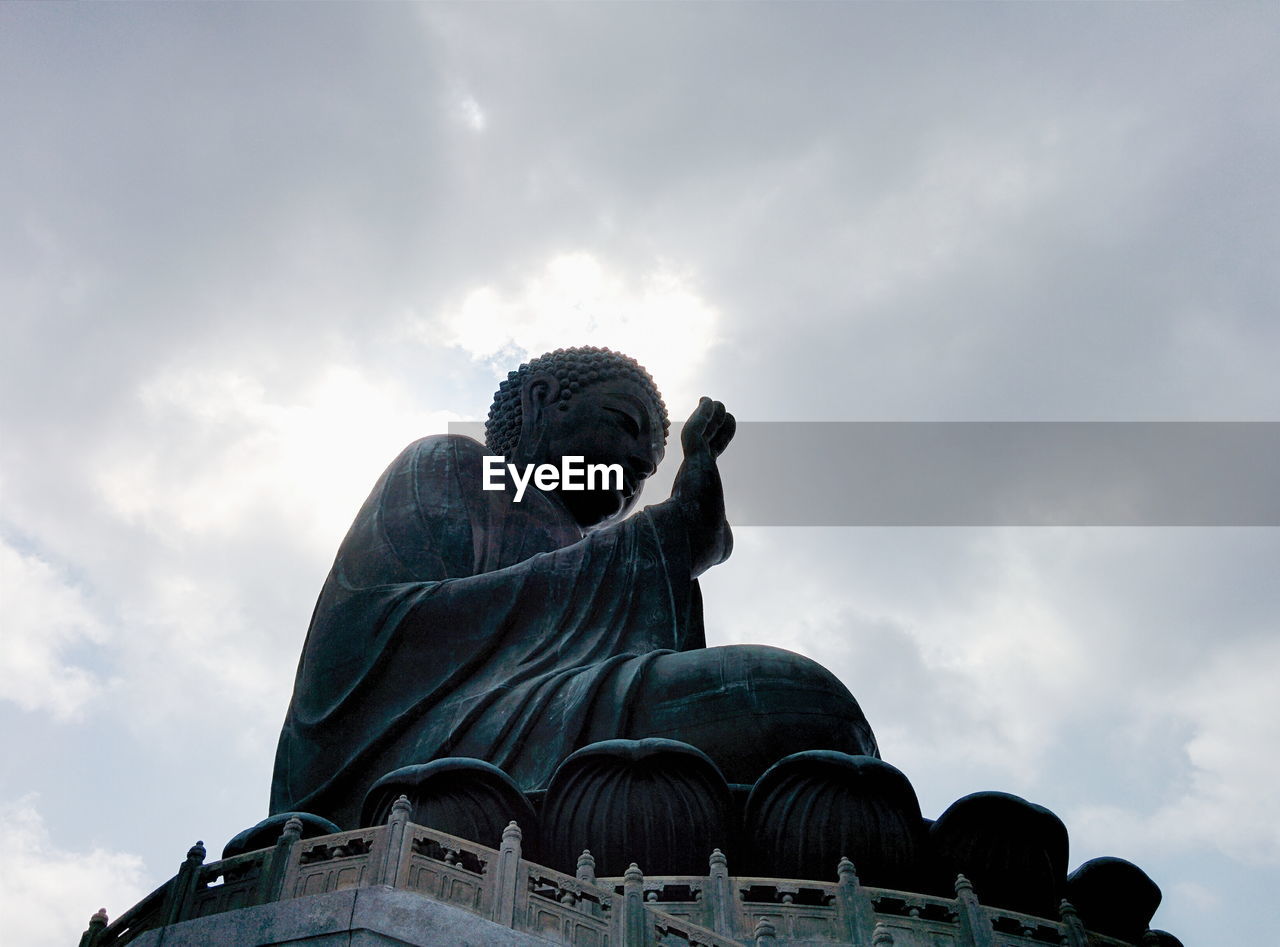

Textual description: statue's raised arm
[270,347,877,840]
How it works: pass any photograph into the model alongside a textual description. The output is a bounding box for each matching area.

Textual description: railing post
[836,857,874,947]
[163,840,206,925]
[1059,898,1090,947]
[622,863,647,946]
[954,874,995,947]
[77,908,108,947]
[261,816,303,903]
[753,915,778,946]
[371,794,412,887]
[493,821,523,928]
[872,921,896,945]
[576,849,597,885]
[707,848,732,937]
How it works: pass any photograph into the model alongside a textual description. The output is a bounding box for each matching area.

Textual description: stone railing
[77,796,1138,947]
[594,855,1133,947]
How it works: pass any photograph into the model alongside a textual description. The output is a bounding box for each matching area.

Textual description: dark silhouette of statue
[271,347,877,830]
[87,349,1180,945]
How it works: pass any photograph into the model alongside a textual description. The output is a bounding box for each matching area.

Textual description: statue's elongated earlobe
[514,372,561,465]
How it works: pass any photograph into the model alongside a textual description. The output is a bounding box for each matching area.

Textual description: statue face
[527,377,666,528]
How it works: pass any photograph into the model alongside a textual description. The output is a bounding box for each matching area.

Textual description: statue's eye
[605,407,640,437]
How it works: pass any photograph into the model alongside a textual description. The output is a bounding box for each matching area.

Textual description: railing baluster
[493,821,523,927]
[708,848,732,937]
[576,849,596,885]
[622,863,646,945]
[261,816,303,904]
[163,841,206,925]
[372,794,412,887]
[954,874,996,947]
[837,857,874,946]
[753,915,778,945]
[76,908,108,947]
[1059,898,1090,947]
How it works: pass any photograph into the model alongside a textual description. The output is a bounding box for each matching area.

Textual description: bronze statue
[271,347,877,829]
[88,350,1181,942]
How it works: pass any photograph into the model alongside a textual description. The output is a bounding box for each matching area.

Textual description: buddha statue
[270,346,878,834]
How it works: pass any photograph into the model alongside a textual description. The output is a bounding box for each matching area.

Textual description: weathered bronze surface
[270,347,877,829]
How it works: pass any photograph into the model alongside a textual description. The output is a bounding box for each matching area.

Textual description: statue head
[485,347,669,528]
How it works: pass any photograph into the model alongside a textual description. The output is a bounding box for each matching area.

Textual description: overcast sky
[3,4,1278,945]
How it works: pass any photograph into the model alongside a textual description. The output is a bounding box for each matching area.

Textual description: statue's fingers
[709,412,736,456]
[682,396,714,454]
[701,400,728,449]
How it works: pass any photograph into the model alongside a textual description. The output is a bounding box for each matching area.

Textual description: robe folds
[270,434,705,828]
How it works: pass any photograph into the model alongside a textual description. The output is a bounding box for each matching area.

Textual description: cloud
[454,92,487,133]
[1072,635,1280,865]
[422,251,720,415]
[1170,880,1221,913]
[66,359,468,740]
[703,525,1280,866]
[94,361,454,553]
[1,6,1277,947]
[0,540,107,720]
[0,796,148,947]
[3,350,472,755]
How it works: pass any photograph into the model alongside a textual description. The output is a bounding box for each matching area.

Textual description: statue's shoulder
[392,433,490,495]
[402,432,487,462]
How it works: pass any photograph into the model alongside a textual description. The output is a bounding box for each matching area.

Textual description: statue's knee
[693,644,879,765]
[626,645,879,782]
[713,644,858,706]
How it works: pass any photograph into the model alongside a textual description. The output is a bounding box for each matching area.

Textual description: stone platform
[126,885,552,947]
[78,796,1177,947]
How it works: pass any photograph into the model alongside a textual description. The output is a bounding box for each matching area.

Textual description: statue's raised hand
[670,396,736,576]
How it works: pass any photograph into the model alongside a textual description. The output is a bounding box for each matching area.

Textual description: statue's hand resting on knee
[668,396,736,577]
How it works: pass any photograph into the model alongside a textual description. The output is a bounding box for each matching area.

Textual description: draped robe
[270,434,704,828]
